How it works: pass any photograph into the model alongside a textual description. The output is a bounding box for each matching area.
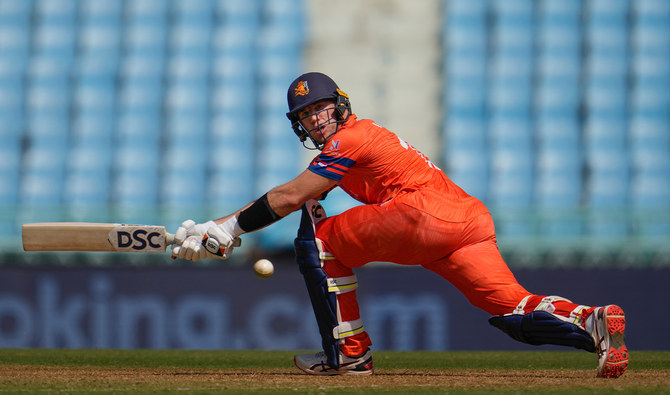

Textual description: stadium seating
[0,0,669,261]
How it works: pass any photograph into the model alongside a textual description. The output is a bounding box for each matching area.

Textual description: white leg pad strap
[333,318,365,339]
[327,275,358,294]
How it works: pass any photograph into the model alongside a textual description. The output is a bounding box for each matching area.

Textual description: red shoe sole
[602,305,628,378]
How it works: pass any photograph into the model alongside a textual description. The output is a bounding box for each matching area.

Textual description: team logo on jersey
[329,140,340,151]
[294,81,309,96]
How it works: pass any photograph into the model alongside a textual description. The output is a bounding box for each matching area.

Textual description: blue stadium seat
[113,172,159,206]
[172,0,214,25]
[165,112,209,145]
[161,144,208,207]
[255,138,301,194]
[0,79,24,138]
[116,111,161,147]
[32,22,77,71]
[80,0,122,20]
[212,51,256,84]
[112,146,160,205]
[213,23,257,60]
[119,78,164,114]
[257,52,301,83]
[445,148,489,202]
[165,78,209,109]
[26,73,70,113]
[445,113,487,152]
[491,0,534,58]
[490,149,534,207]
[64,171,111,206]
[584,114,628,155]
[78,22,122,70]
[162,171,207,207]
[207,142,255,207]
[0,172,19,206]
[489,76,532,114]
[0,11,32,69]
[587,146,629,204]
[20,144,68,205]
[584,75,628,116]
[631,129,670,213]
[631,80,670,117]
[25,111,70,152]
[207,172,254,209]
[445,77,487,115]
[584,134,630,238]
[35,0,76,21]
[585,4,630,72]
[587,0,630,25]
[211,79,256,115]
[216,0,260,26]
[121,52,166,86]
[632,170,670,207]
[0,138,21,205]
[168,51,211,82]
[489,114,533,152]
[64,146,112,206]
[257,80,291,112]
[630,115,670,150]
[73,78,116,115]
[0,0,33,18]
[71,112,115,149]
[20,173,64,206]
[536,76,580,119]
[209,112,255,145]
[536,157,583,237]
[124,21,167,58]
[631,171,670,237]
[170,22,213,61]
[125,0,168,25]
[443,114,488,200]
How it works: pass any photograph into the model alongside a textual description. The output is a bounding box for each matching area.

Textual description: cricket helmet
[286,72,351,149]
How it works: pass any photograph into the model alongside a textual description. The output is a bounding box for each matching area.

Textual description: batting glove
[171,219,216,258]
[201,217,244,259]
[175,235,238,262]
[174,219,216,243]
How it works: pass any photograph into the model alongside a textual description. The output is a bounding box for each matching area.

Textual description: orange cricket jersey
[308,115,488,223]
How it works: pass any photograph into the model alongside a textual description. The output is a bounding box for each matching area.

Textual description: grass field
[1,349,669,393]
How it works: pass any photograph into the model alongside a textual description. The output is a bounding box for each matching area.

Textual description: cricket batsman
[172,72,628,378]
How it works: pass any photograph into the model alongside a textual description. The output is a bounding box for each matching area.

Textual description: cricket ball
[253,258,274,279]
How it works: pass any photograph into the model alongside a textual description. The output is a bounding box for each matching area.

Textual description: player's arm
[209,169,335,226]
[173,170,337,261]
[267,169,338,216]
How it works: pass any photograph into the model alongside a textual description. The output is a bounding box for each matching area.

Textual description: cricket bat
[22,223,175,253]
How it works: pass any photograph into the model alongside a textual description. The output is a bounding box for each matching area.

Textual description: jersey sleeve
[308,154,356,181]
[307,130,362,181]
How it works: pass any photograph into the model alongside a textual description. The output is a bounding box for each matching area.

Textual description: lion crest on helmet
[294,80,309,96]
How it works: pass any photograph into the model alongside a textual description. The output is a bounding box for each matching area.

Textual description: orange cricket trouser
[315,192,592,356]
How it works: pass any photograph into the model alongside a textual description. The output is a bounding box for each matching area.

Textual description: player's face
[297,100,338,145]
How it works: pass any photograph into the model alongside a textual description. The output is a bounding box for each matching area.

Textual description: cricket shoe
[294,348,374,376]
[587,305,628,378]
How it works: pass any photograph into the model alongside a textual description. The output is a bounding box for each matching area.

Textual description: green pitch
[1,349,668,394]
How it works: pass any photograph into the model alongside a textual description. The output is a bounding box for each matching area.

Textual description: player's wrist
[237,193,284,232]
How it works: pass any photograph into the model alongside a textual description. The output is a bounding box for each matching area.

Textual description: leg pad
[489,311,596,352]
